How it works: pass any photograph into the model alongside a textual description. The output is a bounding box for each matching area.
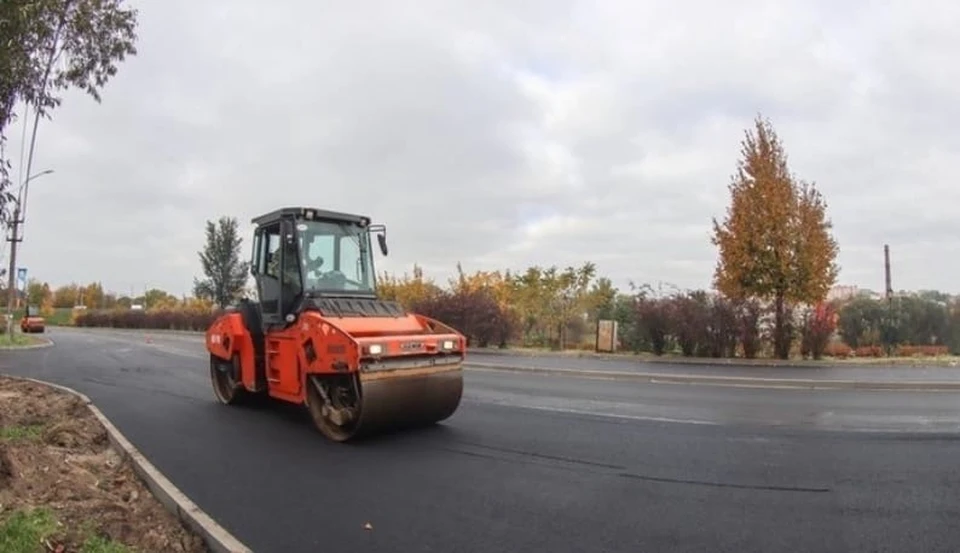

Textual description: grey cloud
[6,0,960,298]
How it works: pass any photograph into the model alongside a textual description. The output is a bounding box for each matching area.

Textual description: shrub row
[73,308,223,331]
[68,292,515,349]
[411,288,833,359]
[615,292,842,360]
[824,343,950,359]
[424,289,960,360]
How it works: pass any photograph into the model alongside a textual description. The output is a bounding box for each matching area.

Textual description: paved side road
[465,351,960,382]
[1,328,959,552]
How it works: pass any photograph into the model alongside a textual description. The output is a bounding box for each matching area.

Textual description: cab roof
[251,207,371,227]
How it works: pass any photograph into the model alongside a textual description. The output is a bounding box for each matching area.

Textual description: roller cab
[205,206,466,442]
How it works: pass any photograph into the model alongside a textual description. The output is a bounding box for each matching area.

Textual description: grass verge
[0,332,46,348]
[0,506,136,552]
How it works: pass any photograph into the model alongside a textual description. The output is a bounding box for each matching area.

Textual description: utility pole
[880,243,896,356]
[883,244,892,302]
[5,169,54,335]
[5,205,22,333]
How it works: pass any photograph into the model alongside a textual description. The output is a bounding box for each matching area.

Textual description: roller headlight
[368,344,383,355]
[441,340,455,350]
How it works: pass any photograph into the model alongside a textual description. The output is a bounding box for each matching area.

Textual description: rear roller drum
[305,367,464,442]
[210,354,249,405]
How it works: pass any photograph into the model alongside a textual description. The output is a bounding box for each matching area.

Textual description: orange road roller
[204,206,465,442]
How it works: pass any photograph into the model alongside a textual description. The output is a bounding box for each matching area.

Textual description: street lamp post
[5,169,54,334]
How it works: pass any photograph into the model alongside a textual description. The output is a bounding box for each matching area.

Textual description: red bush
[819,343,947,359]
[854,345,884,358]
[800,302,837,360]
[410,288,509,348]
[634,296,671,356]
[895,344,949,357]
[824,342,852,358]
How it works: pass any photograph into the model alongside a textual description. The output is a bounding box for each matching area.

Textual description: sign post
[595,319,618,353]
[15,268,26,309]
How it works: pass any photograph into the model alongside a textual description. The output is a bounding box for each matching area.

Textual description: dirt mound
[43,416,108,450]
[0,376,208,552]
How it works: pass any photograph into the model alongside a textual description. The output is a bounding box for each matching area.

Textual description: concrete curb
[464,362,960,391]
[0,335,55,350]
[4,375,253,553]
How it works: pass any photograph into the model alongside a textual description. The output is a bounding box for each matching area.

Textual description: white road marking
[461,398,721,426]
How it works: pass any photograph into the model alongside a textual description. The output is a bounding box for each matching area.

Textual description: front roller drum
[306,365,463,442]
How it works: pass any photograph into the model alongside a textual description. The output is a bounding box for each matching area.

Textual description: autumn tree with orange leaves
[377,264,444,307]
[711,115,839,359]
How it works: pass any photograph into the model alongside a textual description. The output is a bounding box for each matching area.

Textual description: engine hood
[325,314,430,337]
[300,297,460,340]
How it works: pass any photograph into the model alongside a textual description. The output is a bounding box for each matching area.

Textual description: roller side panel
[288,313,363,380]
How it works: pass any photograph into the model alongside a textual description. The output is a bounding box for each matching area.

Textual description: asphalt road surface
[2,327,959,553]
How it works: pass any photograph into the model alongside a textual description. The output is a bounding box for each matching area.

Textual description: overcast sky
[4,0,959,298]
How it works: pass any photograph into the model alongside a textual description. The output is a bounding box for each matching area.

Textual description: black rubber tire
[210,353,249,405]
[305,375,359,442]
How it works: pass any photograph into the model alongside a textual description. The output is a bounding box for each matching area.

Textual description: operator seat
[278,241,302,317]
[280,281,300,317]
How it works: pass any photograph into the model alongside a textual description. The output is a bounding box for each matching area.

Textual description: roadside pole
[5,169,54,335]
[5,205,22,335]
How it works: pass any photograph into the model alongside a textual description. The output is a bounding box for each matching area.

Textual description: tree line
[52,261,960,359]
[16,280,187,311]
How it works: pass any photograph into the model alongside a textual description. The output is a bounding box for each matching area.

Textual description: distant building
[826,285,859,302]
[826,285,882,303]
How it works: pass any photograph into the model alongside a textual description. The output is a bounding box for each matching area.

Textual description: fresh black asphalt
[1,327,959,552]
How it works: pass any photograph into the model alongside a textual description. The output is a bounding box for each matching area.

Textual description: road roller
[204,206,466,442]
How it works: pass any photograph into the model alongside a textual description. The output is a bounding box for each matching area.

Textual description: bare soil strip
[0,375,207,553]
